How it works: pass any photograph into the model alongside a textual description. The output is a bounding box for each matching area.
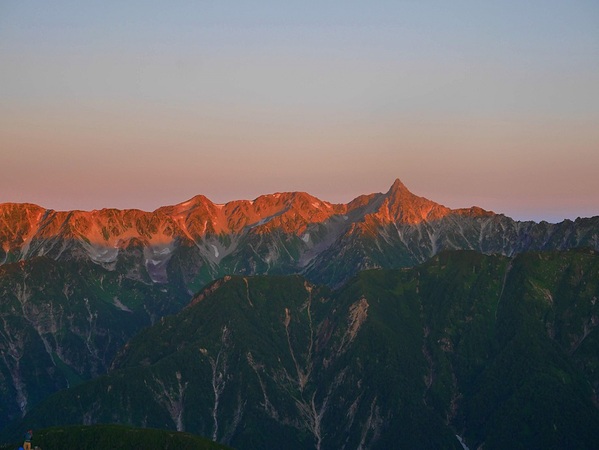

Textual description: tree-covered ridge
[0,424,230,450]
[0,256,189,430]
[7,249,599,449]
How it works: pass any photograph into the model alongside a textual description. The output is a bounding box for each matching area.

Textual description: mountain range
[2,179,598,291]
[0,179,598,448]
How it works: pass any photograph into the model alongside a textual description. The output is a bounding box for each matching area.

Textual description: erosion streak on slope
[495,262,513,320]
[208,325,231,442]
[246,351,279,420]
[304,282,315,374]
[338,297,369,355]
[284,307,308,392]
[0,316,27,415]
[147,372,188,432]
[358,396,383,450]
[243,278,254,307]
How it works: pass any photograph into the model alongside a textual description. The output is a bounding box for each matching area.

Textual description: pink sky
[1,2,598,222]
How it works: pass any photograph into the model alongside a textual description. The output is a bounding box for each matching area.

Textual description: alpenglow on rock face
[0,179,598,437]
[1,179,598,290]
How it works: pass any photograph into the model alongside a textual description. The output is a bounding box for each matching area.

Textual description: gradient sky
[1,1,598,222]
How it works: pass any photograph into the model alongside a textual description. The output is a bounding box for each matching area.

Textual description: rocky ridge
[1,179,598,436]
[1,179,598,290]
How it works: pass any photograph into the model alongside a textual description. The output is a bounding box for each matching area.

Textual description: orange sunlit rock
[0,179,493,257]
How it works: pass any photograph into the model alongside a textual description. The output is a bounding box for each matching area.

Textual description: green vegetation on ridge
[0,256,190,430]
[6,250,599,449]
[0,424,230,450]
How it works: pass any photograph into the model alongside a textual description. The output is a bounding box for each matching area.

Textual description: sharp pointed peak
[158,194,217,214]
[391,177,406,187]
[386,178,412,196]
[178,194,214,206]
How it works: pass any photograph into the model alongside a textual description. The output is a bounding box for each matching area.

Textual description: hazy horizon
[2,1,598,223]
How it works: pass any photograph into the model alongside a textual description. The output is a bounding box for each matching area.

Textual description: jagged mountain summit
[0,179,598,433]
[1,179,597,290]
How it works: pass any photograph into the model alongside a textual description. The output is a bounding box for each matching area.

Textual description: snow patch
[83,243,119,264]
[211,244,219,258]
[249,213,278,228]
[456,435,470,450]
[143,243,176,283]
[112,297,132,312]
[301,233,310,243]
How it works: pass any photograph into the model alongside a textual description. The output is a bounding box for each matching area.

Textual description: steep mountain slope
[10,250,599,449]
[2,180,598,290]
[305,181,599,285]
[1,179,598,432]
[0,256,188,430]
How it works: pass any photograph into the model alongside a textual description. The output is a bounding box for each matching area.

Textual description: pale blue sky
[1,1,598,221]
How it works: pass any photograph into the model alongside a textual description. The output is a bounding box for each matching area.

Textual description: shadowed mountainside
[7,249,599,450]
[0,257,189,430]
[0,424,230,450]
